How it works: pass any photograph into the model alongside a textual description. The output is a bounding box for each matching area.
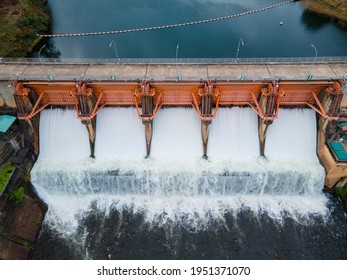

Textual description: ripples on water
[40,0,347,58]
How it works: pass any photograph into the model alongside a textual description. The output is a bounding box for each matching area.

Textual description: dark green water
[31,197,347,260]
[39,0,347,58]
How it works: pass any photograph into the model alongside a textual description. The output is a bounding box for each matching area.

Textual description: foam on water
[31,107,327,233]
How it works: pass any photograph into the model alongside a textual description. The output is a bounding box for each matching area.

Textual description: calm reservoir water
[30,0,347,260]
[38,0,347,58]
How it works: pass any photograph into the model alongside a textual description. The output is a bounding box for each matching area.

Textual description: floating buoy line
[37,0,300,38]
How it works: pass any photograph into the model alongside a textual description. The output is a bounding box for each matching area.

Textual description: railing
[7,74,345,83]
[0,56,347,64]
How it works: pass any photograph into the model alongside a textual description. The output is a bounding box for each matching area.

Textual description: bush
[335,184,347,200]
[10,186,25,205]
[0,165,14,193]
[29,0,41,4]
[19,16,30,25]
[0,0,50,56]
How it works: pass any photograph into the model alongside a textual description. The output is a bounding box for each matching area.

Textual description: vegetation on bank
[335,184,347,207]
[9,186,25,205]
[0,164,26,205]
[0,164,13,193]
[0,0,49,57]
[303,0,347,22]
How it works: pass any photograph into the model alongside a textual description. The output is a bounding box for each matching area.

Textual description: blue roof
[330,142,344,152]
[0,115,16,133]
[336,151,347,161]
[329,141,347,161]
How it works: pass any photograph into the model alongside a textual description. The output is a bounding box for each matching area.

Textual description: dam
[4,59,347,187]
[1,59,347,259]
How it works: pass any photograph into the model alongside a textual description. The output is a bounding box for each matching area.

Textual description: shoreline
[303,0,347,23]
[0,118,46,260]
[0,0,49,57]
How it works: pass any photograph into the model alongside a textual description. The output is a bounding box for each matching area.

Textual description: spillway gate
[13,79,343,157]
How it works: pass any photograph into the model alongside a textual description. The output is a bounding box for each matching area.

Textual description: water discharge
[30,107,346,259]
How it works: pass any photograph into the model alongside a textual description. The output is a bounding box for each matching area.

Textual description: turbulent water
[30,108,347,259]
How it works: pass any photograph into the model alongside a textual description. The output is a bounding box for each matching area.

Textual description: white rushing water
[266,109,319,161]
[95,107,146,158]
[151,108,202,158]
[39,109,90,160]
[209,107,259,159]
[31,107,327,231]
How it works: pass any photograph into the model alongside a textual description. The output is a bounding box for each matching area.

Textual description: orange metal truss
[279,81,342,120]
[14,82,76,120]
[192,80,220,122]
[14,80,341,122]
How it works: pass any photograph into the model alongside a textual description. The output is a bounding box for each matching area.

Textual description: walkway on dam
[0,61,346,108]
[0,61,346,82]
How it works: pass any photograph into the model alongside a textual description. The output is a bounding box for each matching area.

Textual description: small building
[0,115,20,166]
[0,115,16,134]
[327,117,347,161]
[319,92,347,188]
[328,141,347,161]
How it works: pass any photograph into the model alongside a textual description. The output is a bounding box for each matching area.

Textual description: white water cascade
[31,107,327,231]
[95,107,146,158]
[209,107,259,159]
[39,109,90,160]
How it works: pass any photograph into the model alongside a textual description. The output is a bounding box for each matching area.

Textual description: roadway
[0,62,345,81]
[0,62,346,108]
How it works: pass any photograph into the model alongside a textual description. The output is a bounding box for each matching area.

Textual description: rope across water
[38,0,300,38]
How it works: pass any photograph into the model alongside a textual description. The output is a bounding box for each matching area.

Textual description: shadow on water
[29,2,62,59]
[30,194,347,260]
[300,9,331,30]
[301,9,346,31]
[31,40,61,59]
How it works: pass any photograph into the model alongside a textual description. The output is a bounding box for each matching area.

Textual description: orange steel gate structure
[12,78,346,187]
[13,80,343,122]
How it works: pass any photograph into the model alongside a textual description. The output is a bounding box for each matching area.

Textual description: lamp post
[310,44,317,63]
[175,44,179,78]
[235,38,244,62]
[38,44,46,63]
[109,39,119,61]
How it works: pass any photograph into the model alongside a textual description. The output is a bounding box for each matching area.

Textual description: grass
[0,164,14,193]
[9,186,25,205]
[0,0,49,57]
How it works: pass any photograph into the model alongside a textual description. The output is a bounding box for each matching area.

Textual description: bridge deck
[0,62,345,81]
[1,61,346,118]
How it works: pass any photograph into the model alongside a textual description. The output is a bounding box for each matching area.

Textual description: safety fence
[1,56,347,64]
